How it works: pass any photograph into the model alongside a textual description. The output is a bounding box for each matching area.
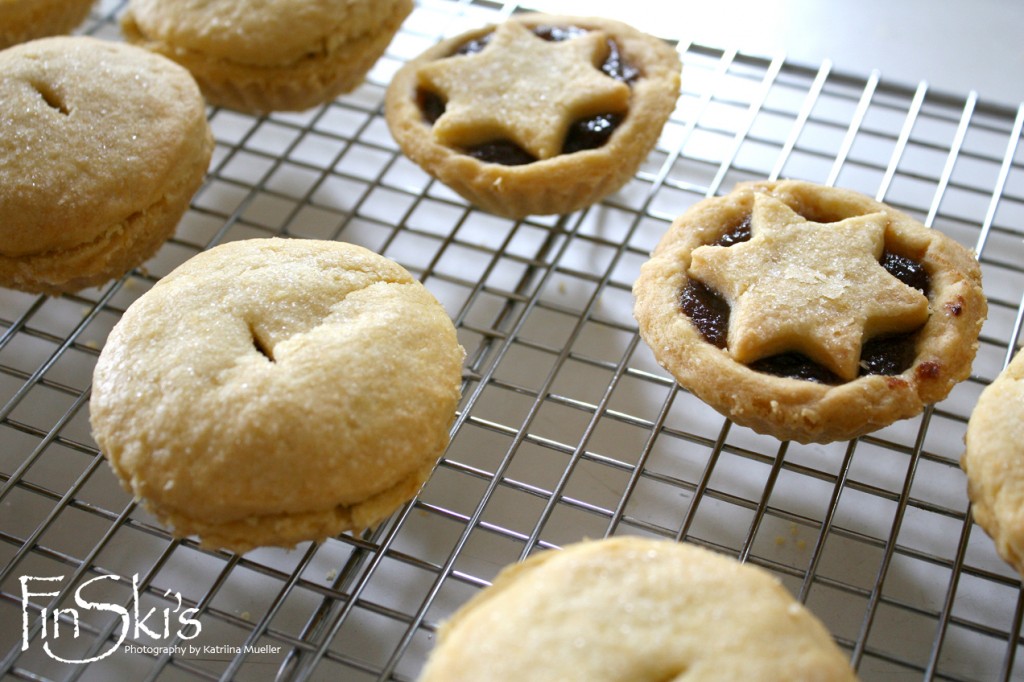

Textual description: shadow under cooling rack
[2,1,1024,681]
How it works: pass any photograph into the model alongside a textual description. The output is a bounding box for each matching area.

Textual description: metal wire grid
[2,0,1024,680]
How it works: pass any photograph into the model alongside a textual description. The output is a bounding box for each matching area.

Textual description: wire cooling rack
[3,0,1024,680]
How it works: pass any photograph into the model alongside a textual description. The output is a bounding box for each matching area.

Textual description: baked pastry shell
[420,537,856,681]
[384,13,681,219]
[0,36,213,295]
[89,238,465,553]
[0,0,94,49]
[962,349,1024,576]
[633,180,987,444]
[121,0,413,113]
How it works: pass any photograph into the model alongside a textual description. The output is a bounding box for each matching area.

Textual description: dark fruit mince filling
[679,213,931,384]
[417,25,636,164]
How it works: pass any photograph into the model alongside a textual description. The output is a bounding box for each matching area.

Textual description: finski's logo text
[19,574,201,664]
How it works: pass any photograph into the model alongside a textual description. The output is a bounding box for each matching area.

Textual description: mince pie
[384,13,680,218]
[633,180,986,444]
[962,348,1024,576]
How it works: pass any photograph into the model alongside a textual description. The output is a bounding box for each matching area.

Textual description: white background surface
[524,0,1024,106]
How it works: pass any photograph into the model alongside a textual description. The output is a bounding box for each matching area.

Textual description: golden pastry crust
[419,537,857,682]
[0,0,94,49]
[0,36,213,295]
[90,238,465,553]
[633,180,986,444]
[385,13,680,219]
[121,0,413,113]
[963,349,1024,575]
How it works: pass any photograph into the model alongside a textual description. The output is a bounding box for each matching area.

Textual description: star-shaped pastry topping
[687,194,931,381]
[417,21,631,160]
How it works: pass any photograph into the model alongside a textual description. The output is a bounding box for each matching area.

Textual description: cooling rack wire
[2,0,1024,680]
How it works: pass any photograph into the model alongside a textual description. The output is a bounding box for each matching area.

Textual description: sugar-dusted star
[416,20,631,160]
[687,193,930,380]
